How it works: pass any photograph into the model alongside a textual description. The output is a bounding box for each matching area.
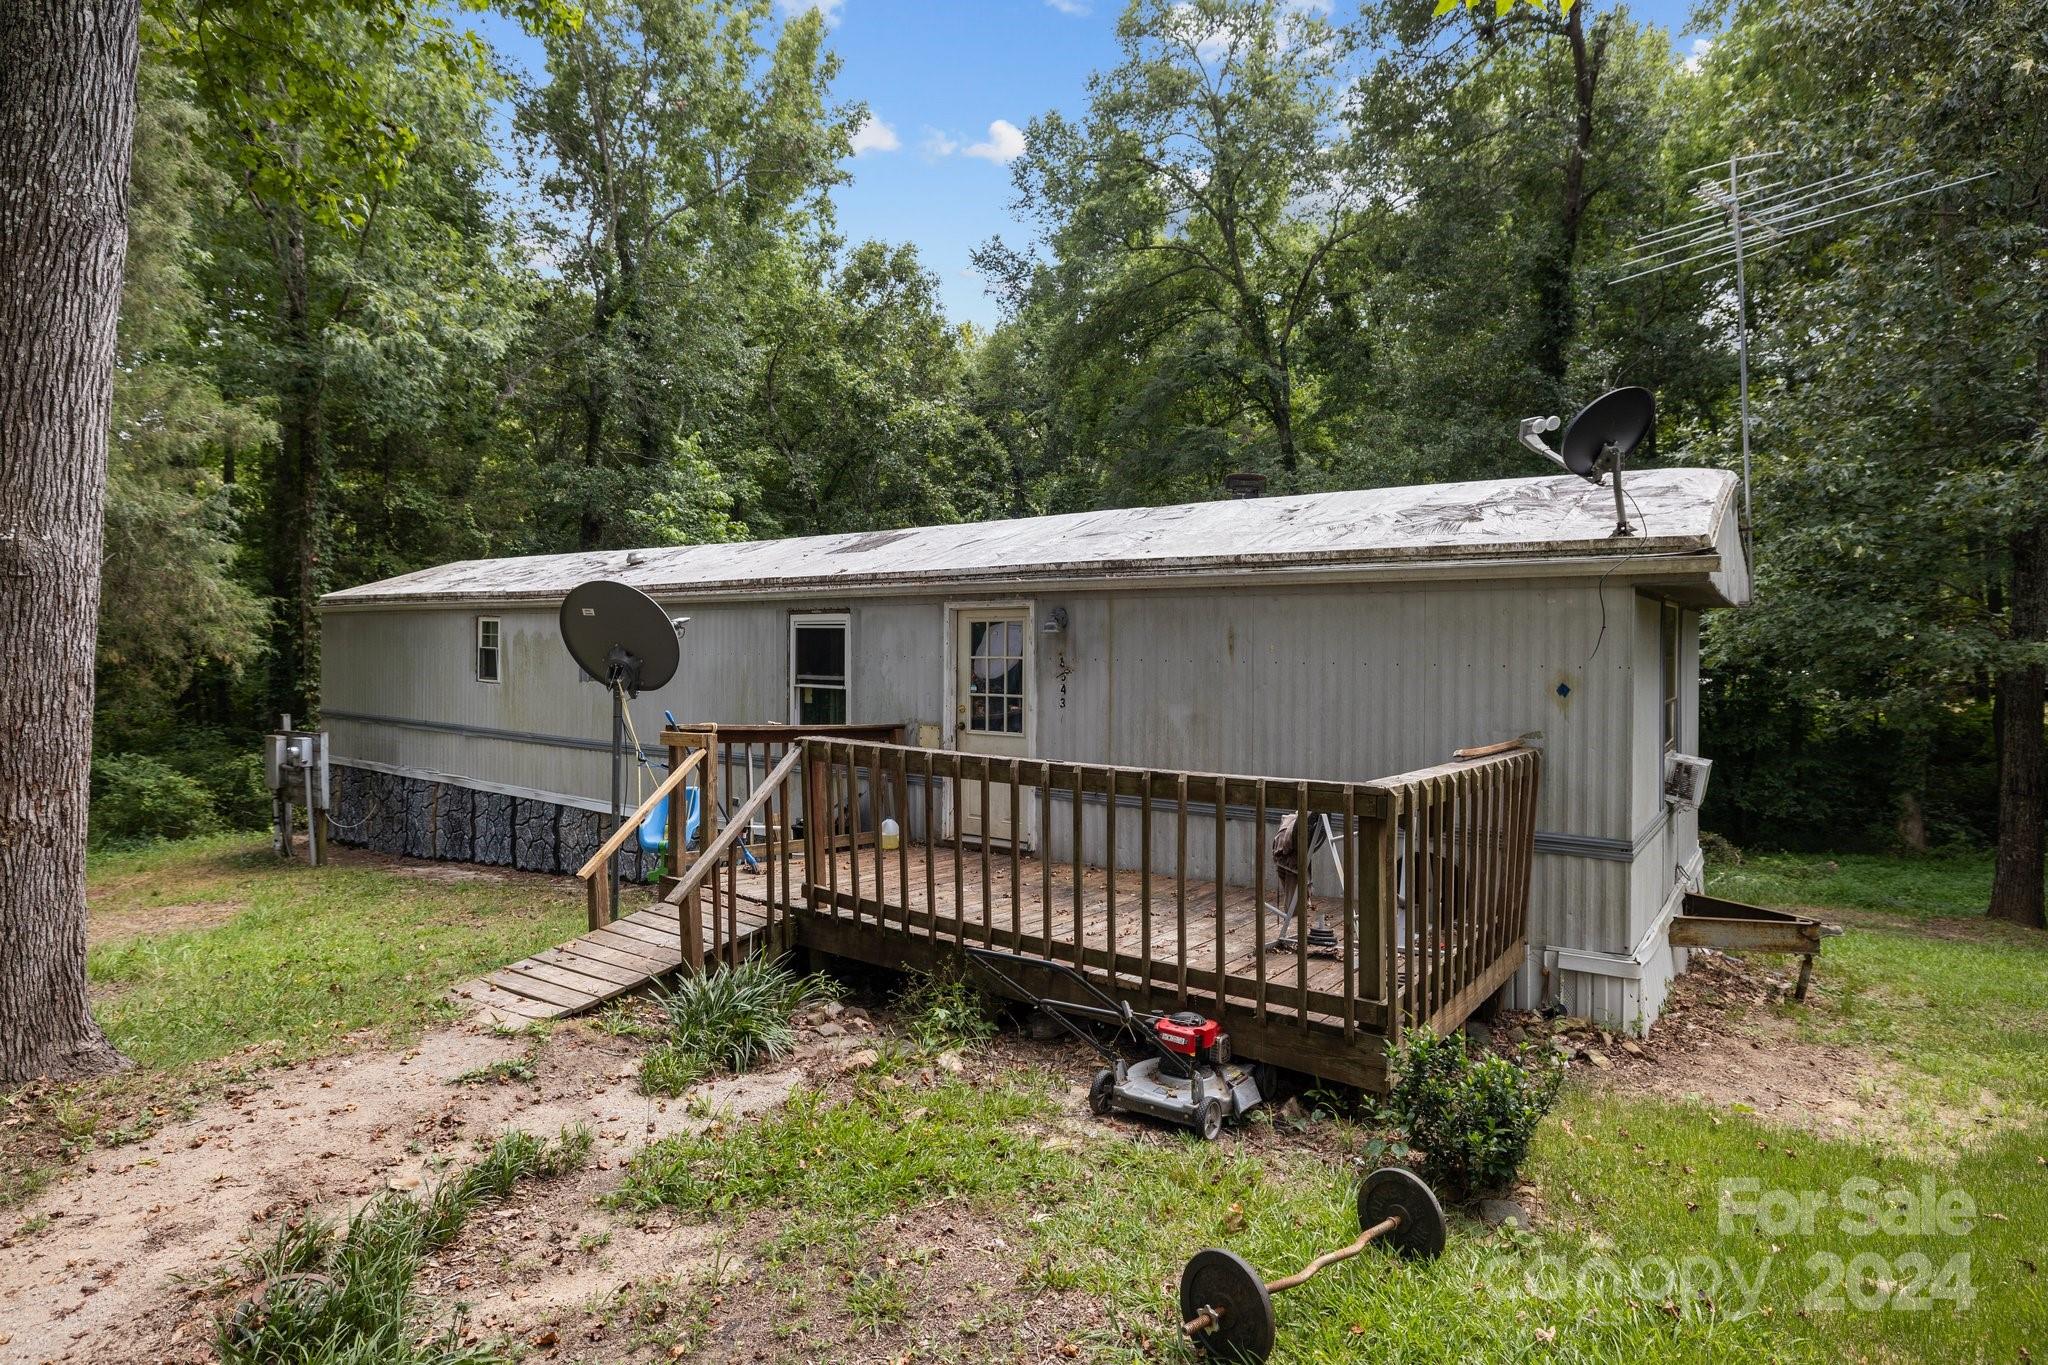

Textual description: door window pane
[964,617,1026,735]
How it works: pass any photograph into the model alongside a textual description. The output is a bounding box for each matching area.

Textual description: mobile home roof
[323,467,1742,608]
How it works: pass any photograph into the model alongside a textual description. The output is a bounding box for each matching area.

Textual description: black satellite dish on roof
[560,580,686,904]
[1515,385,1656,538]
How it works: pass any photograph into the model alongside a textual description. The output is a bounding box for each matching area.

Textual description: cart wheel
[1197,1096,1225,1142]
[1088,1068,1116,1117]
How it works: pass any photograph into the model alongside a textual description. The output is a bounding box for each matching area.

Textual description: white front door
[954,610,1031,843]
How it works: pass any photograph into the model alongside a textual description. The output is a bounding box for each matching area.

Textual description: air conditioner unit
[1664,752,1712,812]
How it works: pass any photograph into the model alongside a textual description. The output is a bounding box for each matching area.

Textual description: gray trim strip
[323,708,669,765]
[1533,830,1633,862]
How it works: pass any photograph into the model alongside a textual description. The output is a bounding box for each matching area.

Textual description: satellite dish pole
[560,581,685,911]
[1610,150,1992,555]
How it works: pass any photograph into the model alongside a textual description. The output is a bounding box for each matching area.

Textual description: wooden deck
[450,894,769,1026]
[458,733,1538,1089]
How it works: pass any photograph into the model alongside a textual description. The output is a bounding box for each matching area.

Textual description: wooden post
[694,727,719,969]
[1377,796,1400,1047]
[804,740,828,914]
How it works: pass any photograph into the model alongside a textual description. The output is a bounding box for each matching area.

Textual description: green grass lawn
[83,834,583,1070]
[1706,848,1997,921]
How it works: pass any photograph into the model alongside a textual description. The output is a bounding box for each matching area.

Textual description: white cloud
[778,0,843,26]
[1044,0,1089,13]
[963,119,1027,163]
[1683,36,1714,73]
[922,127,960,157]
[849,115,900,156]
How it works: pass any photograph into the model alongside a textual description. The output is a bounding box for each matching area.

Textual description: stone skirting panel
[329,764,655,883]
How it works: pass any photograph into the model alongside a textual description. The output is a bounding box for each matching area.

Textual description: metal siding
[322,574,1667,994]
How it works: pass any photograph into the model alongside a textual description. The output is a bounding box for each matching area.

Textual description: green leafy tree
[1698,0,2047,926]
[983,0,1381,500]
[100,53,271,740]
[171,4,546,716]
[1346,0,1717,485]
[509,0,855,550]
[738,240,999,536]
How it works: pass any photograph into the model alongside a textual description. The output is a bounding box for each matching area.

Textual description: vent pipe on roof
[1221,471,1267,499]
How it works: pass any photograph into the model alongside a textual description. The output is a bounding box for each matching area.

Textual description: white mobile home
[320,468,1748,1032]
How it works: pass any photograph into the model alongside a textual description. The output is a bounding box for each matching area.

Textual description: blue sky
[476,0,1709,328]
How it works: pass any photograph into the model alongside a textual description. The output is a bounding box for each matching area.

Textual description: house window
[476,616,500,683]
[1660,602,1681,752]
[790,614,849,725]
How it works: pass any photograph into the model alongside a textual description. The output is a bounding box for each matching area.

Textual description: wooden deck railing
[656,723,905,886]
[576,748,705,930]
[1375,748,1541,1036]
[646,727,1540,1074]
[796,740,1540,1048]
[662,746,808,970]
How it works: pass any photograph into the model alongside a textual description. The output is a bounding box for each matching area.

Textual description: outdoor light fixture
[1041,606,1069,635]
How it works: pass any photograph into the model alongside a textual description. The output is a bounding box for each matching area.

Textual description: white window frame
[789,612,851,725]
[475,615,501,684]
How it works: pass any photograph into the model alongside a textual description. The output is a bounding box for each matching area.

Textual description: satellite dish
[560,580,681,698]
[559,580,685,907]
[1559,386,1655,480]
[1515,386,1656,538]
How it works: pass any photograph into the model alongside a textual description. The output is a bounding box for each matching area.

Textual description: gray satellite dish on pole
[560,580,685,904]
[1515,386,1656,538]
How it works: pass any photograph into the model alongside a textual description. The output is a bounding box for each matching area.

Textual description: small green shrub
[896,962,995,1050]
[641,957,837,1095]
[1384,1026,1563,1199]
[91,753,219,844]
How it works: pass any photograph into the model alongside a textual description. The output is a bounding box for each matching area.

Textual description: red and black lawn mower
[963,946,1263,1140]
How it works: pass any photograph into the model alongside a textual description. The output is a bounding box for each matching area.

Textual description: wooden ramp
[450,894,770,1026]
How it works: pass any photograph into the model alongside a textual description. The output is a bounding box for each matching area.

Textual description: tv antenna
[1518,386,1656,538]
[1609,150,1992,551]
[560,580,686,908]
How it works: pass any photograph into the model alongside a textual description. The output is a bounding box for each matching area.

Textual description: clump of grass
[216,1126,589,1363]
[448,1056,537,1087]
[896,962,996,1051]
[640,1042,710,1096]
[843,1266,910,1334]
[639,957,837,1096]
[613,1079,1066,1220]
[592,998,664,1039]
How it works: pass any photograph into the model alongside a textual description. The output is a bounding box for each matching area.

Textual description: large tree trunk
[1989,523,2046,928]
[0,0,140,1084]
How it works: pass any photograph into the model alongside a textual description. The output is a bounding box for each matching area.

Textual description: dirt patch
[87,900,246,949]
[446,1168,1122,1363]
[1489,951,1911,1144]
